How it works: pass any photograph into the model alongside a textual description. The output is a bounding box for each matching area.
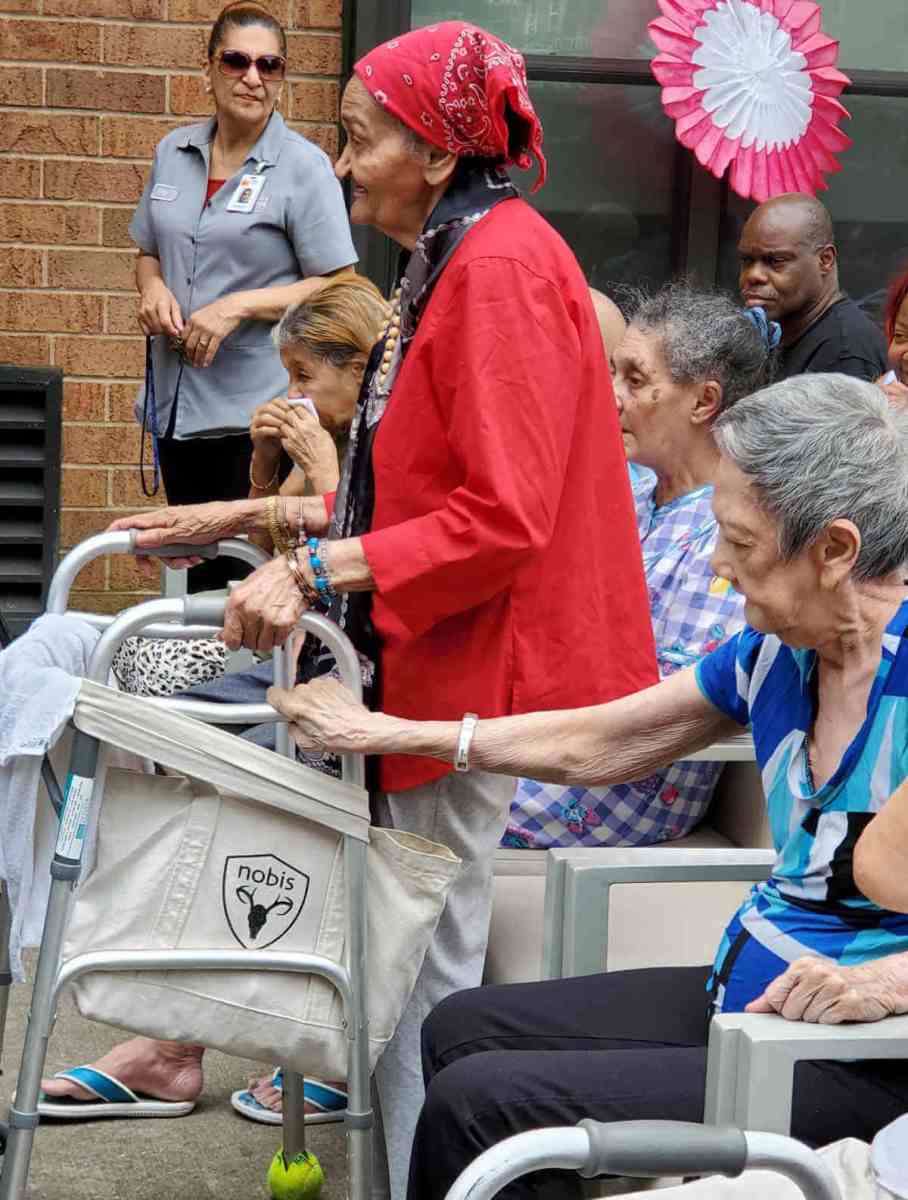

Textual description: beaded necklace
[377,286,402,390]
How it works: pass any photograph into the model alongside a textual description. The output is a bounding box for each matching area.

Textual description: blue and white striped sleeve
[695,627,764,726]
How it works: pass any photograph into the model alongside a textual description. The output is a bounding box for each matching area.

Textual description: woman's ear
[815,519,861,589]
[422,147,458,189]
[202,60,213,95]
[691,379,724,427]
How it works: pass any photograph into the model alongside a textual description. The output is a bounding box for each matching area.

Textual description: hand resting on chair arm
[268,664,738,788]
[742,786,908,1027]
[745,952,908,1025]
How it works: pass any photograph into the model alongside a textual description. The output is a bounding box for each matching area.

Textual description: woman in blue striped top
[274,370,908,1197]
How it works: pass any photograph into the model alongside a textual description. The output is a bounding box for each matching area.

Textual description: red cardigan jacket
[356,198,657,791]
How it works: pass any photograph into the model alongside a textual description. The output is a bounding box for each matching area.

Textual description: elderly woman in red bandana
[83,20,657,1195]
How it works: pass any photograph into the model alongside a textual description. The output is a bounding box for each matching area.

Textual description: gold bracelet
[286,547,318,605]
[265,495,289,554]
[249,456,279,491]
[276,496,292,551]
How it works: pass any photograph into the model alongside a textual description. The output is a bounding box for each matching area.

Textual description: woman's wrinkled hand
[138,279,183,339]
[181,296,243,368]
[222,554,307,653]
[746,954,908,1024]
[268,677,373,754]
[250,397,291,454]
[280,405,337,476]
[107,502,251,574]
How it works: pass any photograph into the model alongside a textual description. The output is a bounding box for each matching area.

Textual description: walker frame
[443,1120,843,1200]
[0,533,372,1200]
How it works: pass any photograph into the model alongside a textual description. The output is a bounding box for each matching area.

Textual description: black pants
[410,967,908,1200]
[156,433,254,593]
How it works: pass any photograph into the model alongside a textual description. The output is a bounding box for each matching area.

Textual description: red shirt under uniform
[359,198,657,792]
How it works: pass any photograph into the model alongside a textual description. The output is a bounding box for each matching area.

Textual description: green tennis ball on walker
[267,1148,324,1200]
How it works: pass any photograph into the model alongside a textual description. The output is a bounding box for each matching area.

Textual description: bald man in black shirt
[738,193,887,382]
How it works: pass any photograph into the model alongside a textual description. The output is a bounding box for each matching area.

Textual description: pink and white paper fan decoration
[649,0,852,202]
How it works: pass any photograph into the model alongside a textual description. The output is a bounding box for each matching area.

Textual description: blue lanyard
[139,336,161,497]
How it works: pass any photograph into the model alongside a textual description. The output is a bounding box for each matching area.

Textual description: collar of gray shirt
[177,110,289,170]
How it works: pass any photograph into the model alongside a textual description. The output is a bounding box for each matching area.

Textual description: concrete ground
[1,951,347,1200]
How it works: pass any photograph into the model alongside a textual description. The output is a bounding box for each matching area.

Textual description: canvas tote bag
[63,768,461,1078]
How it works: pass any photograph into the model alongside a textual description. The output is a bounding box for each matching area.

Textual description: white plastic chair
[542,847,908,1135]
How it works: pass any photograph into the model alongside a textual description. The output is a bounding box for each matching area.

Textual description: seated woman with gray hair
[246,275,389,512]
[508,285,771,849]
[271,373,908,1198]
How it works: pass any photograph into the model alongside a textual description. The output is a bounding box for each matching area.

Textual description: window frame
[345,1,908,297]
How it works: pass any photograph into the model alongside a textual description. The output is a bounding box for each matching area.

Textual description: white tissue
[287,396,319,418]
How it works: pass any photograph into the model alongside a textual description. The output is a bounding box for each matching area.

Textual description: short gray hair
[631,284,775,412]
[713,373,908,581]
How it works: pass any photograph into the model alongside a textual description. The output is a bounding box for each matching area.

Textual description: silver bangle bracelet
[454,712,479,773]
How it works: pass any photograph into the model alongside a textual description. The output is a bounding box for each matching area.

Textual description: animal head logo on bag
[222,855,310,949]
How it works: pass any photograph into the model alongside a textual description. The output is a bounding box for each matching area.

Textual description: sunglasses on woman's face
[216,49,286,82]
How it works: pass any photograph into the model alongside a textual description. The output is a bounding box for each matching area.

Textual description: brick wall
[0,0,343,613]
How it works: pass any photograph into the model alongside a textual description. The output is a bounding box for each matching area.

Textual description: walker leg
[0,877,75,1200]
[345,839,372,1200]
[267,1072,325,1199]
[282,1071,306,1160]
[0,731,99,1200]
[0,885,11,1072]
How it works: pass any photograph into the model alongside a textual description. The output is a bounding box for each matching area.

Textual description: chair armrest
[543,848,775,979]
[705,1010,908,1134]
[542,848,587,980]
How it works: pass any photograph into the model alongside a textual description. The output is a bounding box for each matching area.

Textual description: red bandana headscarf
[354,21,547,193]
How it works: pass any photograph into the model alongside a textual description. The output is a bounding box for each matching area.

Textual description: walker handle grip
[577,1120,748,1180]
[182,596,228,627]
[133,541,220,560]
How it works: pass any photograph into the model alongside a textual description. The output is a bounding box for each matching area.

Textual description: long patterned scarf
[301,159,519,706]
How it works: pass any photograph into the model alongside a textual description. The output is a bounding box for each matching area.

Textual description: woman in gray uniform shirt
[130,0,356,589]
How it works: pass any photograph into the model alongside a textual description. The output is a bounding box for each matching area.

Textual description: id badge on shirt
[226,172,266,213]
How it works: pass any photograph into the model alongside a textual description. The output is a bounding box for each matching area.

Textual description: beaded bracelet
[306,536,337,602]
[286,546,319,606]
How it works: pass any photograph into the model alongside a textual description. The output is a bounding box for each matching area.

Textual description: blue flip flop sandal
[36,1066,196,1120]
[230,1069,347,1126]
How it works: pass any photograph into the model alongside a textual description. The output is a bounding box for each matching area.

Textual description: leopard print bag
[112,636,227,698]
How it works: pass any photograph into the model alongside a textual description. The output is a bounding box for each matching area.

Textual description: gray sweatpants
[370,768,514,1200]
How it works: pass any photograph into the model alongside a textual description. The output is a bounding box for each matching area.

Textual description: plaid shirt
[506,468,746,848]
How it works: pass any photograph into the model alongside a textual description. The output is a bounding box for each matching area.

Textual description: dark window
[409,0,655,59]
[718,94,908,324]
[820,0,908,72]
[349,1,908,304]
[509,82,677,290]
